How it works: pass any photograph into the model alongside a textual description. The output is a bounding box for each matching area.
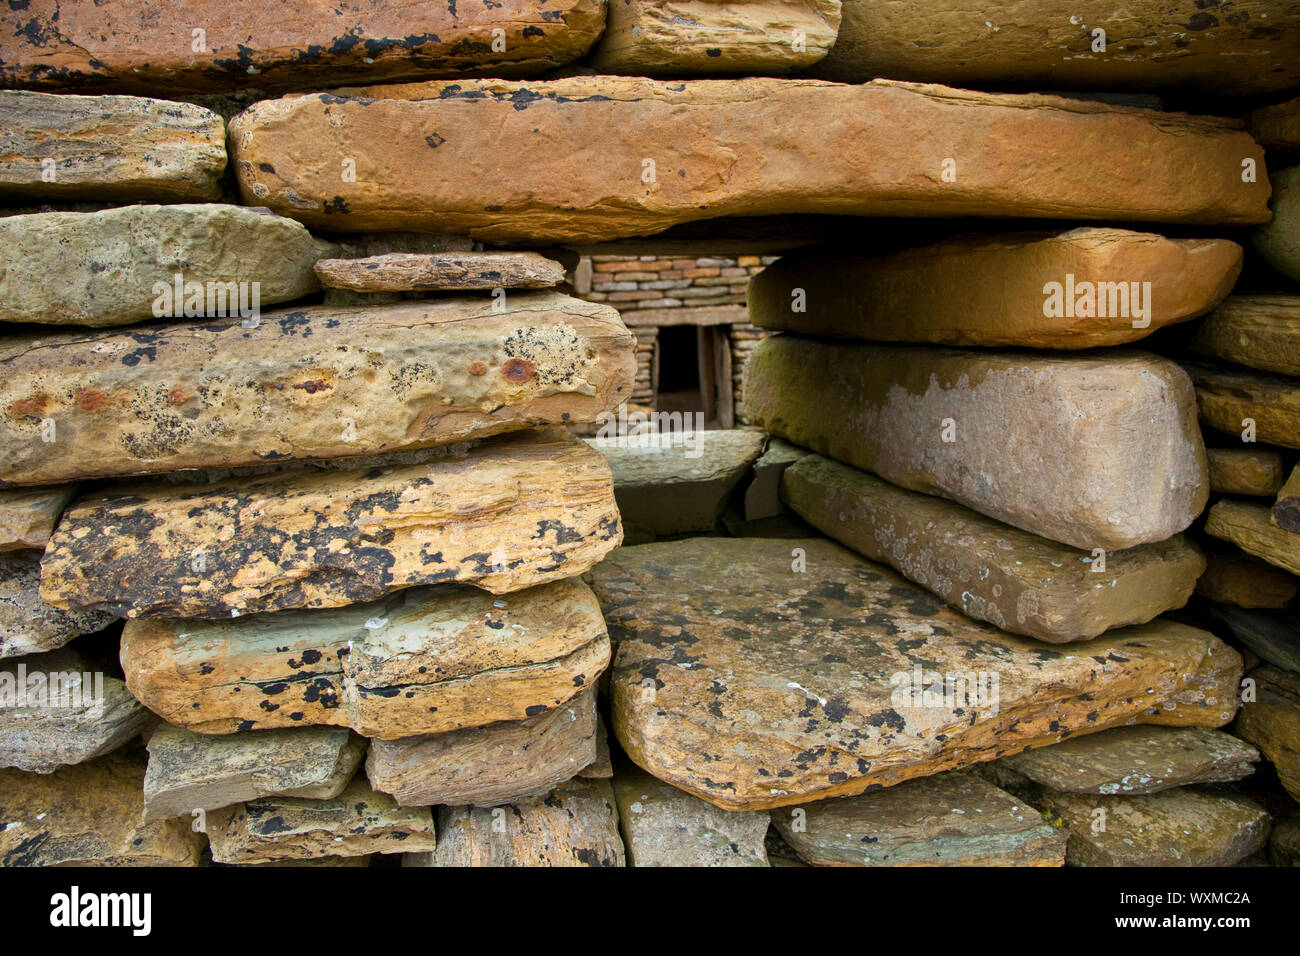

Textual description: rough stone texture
[0,650,153,773]
[1235,665,1300,801]
[1036,788,1270,867]
[999,726,1259,796]
[142,724,365,824]
[1274,463,1300,532]
[1190,362,1300,450]
[1255,165,1300,282]
[815,0,1300,96]
[314,252,566,292]
[0,0,609,92]
[587,0,840,75]
[0,204,332,329]
[588,429,764,541]
[0,90,225,202]
[745,337,1207,551]
[1251,97,1300,153]
[1,291,633,486]
[772,772,1067,866]
[122,577,611,739]
[0,486,74,552]
[591,537,1242,811]
[366,687,599,806]
[613,764,770,866]
[580,718,614,780]
[1192,295,1300,377]
[1206,500,1300,575]
[1206,604,1300,674]
[783,454,1203,643]
[1270,814,1300,866]
[0,749,204,866]
[1197,550,1298,609]
[411,778,625,867]
[44,430,622,618]
[228,77,1268,244]
[205,777,437,863]
[750,230,1241,348]
[0,552,114,660]
[744,437,808,521]
[1207,447,1285,497]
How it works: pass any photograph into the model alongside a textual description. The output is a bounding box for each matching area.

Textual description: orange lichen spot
[167,387,189,405]
[8,394,50,419]
[468,361,487,376]
[501,358,535,384]
[74,388,109,412]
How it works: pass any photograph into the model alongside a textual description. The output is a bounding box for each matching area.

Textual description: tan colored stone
[0,750,204,866]
[751,229,1240,348]
[366,687,599,806]
[592,537,1241,811]
[43,430,622,618]
[1196,549,1298,609]
[0,292,633,486]
[313,252,566,292]
[411,778,625,867]
[1250,97,1300,153]
[816,0,1300,97]
[772,772,1066,866]
[0,204,333,329]
[0,485,74,552]
[1207,447,1285,497]
[1191,295,1300,377]
[0,91,225,202]
[745,337,1206,550]
[0,552,114,660]
[587,0,840,75]
[228,77,1267,244]
[1273,463,1300,532]
[0,0,609,92]
[1190,361,1300,450]
[783,454,1203,643]
[205,777,437,864]
[1255,165,1300,282]
[1235,665,1300,802]
[1206,500,1300,576]
[580,717,614,780]
[1270,813,1300,866]
[122,577,610,740]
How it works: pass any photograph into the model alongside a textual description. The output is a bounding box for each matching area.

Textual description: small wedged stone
[1254,166,1300,282]
[0,91,225,202]
[1192,296,1300,378]
[1235,666,1300,801]
[1273,463,1300,532]
[1250,97,1300,153]
[771,772,1067,867]
[782,454,1204,643]
[1190,361,1300,450]
[1205,500,1300,576]
[1201,604,1300,675]
[0,486,74,552]
[0,292,633,486]
[1035,788,1270,867]
[580,718,614,780]
[122,577,610,738]
[0,649,152,773]
[613,765,770,866]
[0,204,332,329]
[314,252,566,292]
[43,429,622,619]
[592,537,1242,811]
[409,778,625,867]
[0,750,204,866]
[1207,447,1285,497]
[366,687,599,807]
[205,777,437,864]
[228,77,1268,244]
[587,0,840,75]
[1270,814,1300,866]
[1,552,114,660]
[744,437,809,521]
[1196,550,1298,609]
[142,724,366,824]
[750,229,1241,348]
[998,726,1259,796]
[745,337,1207,550]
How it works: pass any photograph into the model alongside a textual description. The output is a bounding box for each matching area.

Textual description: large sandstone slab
[1255,166,1300,282]
[783,454,1204,643]
[411,778,625,867]
[0,552,114,660]
[1190,361,1300,449]
[0,204,331,329]
[1207,447,1285,497]
[228,78,1267,244]
[1036,788,1270,867]
[1235,666,1300,801]
[43,430,622,618]
[142,724,365,824]
[815,0,1300,96]
[0,750,204,866]
[1192,296,1300,377]
[1205,500,1300,575]
[612,765,770,866]
[0,650,153,773]
[0,486,73,552]
[0,91,224,202]
[772,772,1066,866]
[122,577,610,738]
[745,337,1206,550]
[587,0,840,75]
[367,687,598,807]
[997,726,1259,796]
[314,252,566,292]
[0,0,608,92]
[591,538,1242,811]
[750,230,1240,348]
[206,778,437,864]
[0,293,633,486]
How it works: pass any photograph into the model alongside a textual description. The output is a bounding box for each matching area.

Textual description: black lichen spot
[525,704,547,717]
[322,196,351,214]
[425,132,446,148]
[705,48,722,57]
